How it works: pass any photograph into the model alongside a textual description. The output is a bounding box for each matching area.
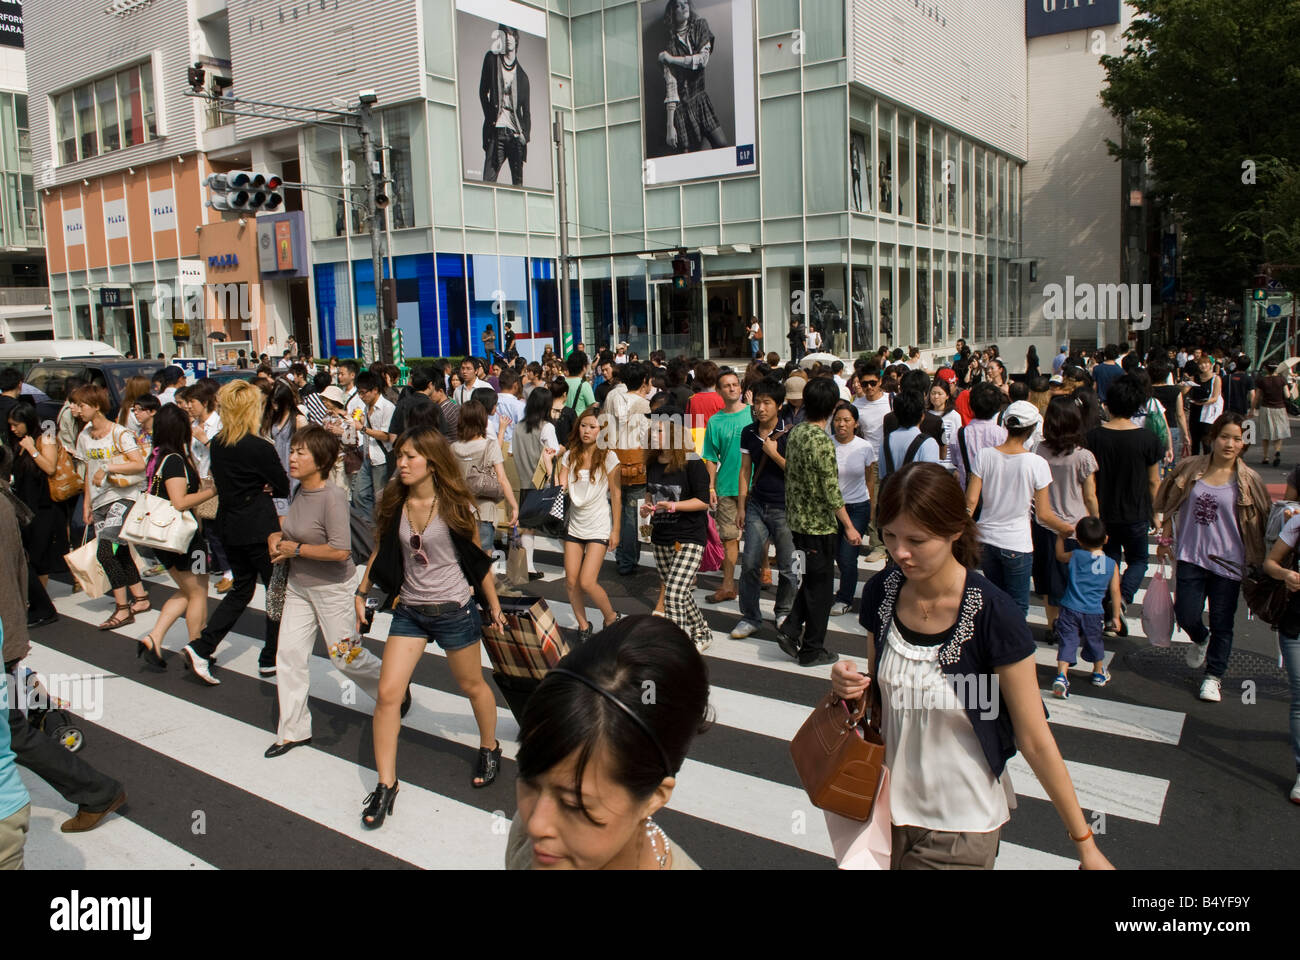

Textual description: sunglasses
[408,533,429,566]
[863,380,880,388]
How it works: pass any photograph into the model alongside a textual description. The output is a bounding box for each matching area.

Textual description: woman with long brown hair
[831,462,1113,870]
[117,375,153,433]
[354,426,508,828]
[558,404,622,642]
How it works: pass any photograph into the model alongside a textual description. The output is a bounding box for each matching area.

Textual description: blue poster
[1026,0,1121,39]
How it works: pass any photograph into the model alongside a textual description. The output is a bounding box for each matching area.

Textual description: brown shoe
[61,790,127,833]
[759,569,773,587]
[215,577,234,594]
[706,589,737,604]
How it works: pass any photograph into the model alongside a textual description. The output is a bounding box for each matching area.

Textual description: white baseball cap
[1002,400,1042,430]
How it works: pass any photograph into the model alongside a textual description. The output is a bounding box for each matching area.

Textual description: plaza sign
[1026,0,1120,39]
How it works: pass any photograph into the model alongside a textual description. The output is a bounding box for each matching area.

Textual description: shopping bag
[506,528,530,587]
[519,485,566,536]
[481,595,570,681]
[824,765,893,870]
[699,513,724,572]
[64,530,110,600]
[1141,561,1174,647]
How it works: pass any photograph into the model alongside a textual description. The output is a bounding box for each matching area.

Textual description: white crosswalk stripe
[25,528,1192,869]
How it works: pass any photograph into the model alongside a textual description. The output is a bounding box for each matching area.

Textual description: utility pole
[357,94,391,363]
[554,111,571,355]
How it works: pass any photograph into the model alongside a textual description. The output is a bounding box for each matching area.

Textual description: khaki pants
[0,803,30,871]
[867,469,883,551]
[499,451,521,531]
[890,824,1000,870]
[276,575,383,743]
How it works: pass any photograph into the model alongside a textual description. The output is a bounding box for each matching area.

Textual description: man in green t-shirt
[563,351,596,417]
[702,369,752,602]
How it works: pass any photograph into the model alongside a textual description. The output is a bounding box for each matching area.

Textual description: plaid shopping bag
[482,595,570,680]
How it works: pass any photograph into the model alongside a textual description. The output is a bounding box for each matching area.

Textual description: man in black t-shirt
[733,379,795,640]
[1086,375,1163,634]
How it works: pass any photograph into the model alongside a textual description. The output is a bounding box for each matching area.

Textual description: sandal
[99,604,135,631]
[136,635,167,669]
[472,740,502,788]
[129,595,152,615]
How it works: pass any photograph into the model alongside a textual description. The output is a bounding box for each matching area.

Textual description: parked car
[209,368,257,385]
[25,358,164,422]
[0,339,123,376]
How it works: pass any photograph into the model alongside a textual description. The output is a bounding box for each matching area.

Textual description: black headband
[548,668,675,779]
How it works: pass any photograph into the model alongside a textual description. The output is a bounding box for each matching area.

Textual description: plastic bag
[1141,561,1174,647]
[699,513,724,572]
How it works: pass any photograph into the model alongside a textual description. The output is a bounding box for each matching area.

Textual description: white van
[0,340,124,375]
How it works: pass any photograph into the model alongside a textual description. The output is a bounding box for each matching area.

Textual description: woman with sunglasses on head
[509,614,710,869]
[354,426,508,827]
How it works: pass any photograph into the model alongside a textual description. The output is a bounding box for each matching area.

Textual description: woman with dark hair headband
[509,614,711,869]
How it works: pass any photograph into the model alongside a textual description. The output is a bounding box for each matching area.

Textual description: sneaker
[829,602,851,617]
[730,619,761,639]
[1052,673,1070,699]
[182,645,221,686]
[1186,639,1209,670]
[798,647,838,668]
[1198,675,1222,702]
[865,547,888,564]
[694,634,713,653]
[215,577,234,594]
[1091,668,1111,688]
[1291,774,1300,804]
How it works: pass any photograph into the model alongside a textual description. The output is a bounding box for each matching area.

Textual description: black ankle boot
[362,782,398,829]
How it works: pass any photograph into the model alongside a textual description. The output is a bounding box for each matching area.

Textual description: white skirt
[1259,406,1291,442]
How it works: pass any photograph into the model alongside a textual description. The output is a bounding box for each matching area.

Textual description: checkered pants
[654,542,711,644]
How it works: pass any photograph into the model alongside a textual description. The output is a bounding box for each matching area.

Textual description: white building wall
[0,44,25,93]
[850,0,1028,161]
[1023,8,1133,348]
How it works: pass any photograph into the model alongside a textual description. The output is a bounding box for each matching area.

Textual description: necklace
[644,817,670,870]
[406,492,437,535]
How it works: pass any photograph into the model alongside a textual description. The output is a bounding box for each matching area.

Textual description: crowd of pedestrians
[0,331,1298,872]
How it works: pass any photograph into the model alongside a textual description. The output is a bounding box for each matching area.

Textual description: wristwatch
[293,543,302,557]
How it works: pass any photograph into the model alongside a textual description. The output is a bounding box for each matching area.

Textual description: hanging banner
[63,206,85,247]
[0,1,22,48]
[104,197,128,240]
[149,188,176,232]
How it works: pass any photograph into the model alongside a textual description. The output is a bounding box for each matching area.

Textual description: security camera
[238,217,247,227]
[83,179,90,186]
[358,90,378,105]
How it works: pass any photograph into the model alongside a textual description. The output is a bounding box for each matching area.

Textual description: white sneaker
[1186,640,1209,669]
[694,635,713,653]
[183,645,221,686]
[830,602,851,617]
[730,620,760,639]
[1198,675,1222,702]
[1291,774,1300,805]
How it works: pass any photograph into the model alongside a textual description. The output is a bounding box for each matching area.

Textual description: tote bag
[120,454,199,553]
[64,530,111,599]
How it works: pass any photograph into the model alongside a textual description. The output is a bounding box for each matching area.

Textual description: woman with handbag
[513,386,560,581]
[182,380,291,685]
[353,426,509,827]
[1186,354,1222,455]
[1154,412,1269,703]
[829,462,1113,870]
[264,425,384,758]
[508,615,710,869]
[71,385,151,630]
[135,405,215,668]
[450,399,518,551]
[7,404,67,611]
[558,405,623,643]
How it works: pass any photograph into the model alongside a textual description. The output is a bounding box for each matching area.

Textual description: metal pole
[554,111,571,354]
[359,102,392,364]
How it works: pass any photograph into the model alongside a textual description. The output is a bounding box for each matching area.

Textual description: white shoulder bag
[121,454,199,553]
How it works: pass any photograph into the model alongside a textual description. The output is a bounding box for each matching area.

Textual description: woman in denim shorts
[355,427,508,829]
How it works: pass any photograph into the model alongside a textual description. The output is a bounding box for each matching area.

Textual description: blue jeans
[351,461,389,517]
[479,521,496,554]
[1173,561,1240,679]
[1279,632,1300,772]
[982,547,1033,617]
[391,600,483,652]
[750,339,760,360]
[616,483,645,574]
[1104,521,1149,605]
[739,500,796,625]
[835,501,871,605]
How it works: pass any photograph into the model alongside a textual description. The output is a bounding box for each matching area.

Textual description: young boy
[1053,516,1122,698]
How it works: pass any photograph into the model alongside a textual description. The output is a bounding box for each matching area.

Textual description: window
[54,63,157,164]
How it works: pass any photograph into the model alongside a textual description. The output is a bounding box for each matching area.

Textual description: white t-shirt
[191,410,222,479]
[561,448,621,540]
[455,379,495,406]
[749,322,760,341]
[834,435,876,504]
[806,329,822,351]
[938,409,964,472]
[157,387,178,407]
[76,423,142,509]
[365,395,396,466]
[971,446,1053,552]
[854,394,892,452]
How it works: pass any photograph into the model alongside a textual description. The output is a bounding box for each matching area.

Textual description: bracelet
[355,589,367,598]
[1157,536,1173,547]
[1069,828,1093,843]
[668,502,677,513]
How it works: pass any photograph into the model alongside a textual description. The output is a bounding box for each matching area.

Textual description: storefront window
[437,253,469,360]
[898,248,913,346]
[615,258,649,357]
[850,247,873,354]
[916,123,929,226]
[381,105,420,230]
[530,258,560,352]
[877,109,893,217]
[947,253,958,344]
[580,258,614,350]
[898,116,911,221]
[850,122,871,214]
[917,250,930,347]
[878,247,894,345]
[810,263,848,356]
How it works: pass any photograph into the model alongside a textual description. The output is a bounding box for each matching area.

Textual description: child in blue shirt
[1053,516,1122,698]
[1,659,33,869]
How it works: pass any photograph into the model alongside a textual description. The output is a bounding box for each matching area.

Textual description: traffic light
[1253,287,1268,301]
[672,256,689,290]
[204,171,284,213]
[187,63,205,94]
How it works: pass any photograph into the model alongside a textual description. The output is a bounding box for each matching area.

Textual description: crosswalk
[20,535,1192,870]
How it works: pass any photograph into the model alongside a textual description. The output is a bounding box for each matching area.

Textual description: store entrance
[705,277,758,361]
[651,280,703,358]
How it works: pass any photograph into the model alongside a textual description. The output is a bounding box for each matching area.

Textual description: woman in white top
[830,402,876,616]
[558,406,623,643]
[514,387,561,578]
[833,462,1113,870]
[929,380,963,472]
[180,379,234,590]
[450,399,519,551]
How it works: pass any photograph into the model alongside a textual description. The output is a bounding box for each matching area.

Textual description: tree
[1100,0,1300,297]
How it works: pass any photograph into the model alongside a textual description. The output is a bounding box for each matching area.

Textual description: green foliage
[1100,0,1300,295]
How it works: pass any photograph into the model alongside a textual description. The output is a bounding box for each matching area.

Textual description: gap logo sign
[1026,0,1121,39]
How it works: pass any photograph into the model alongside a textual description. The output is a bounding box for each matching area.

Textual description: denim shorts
[390,600,482,652]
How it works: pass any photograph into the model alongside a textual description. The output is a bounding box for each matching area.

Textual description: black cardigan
[370,510,493,611]
[210,434,291,546]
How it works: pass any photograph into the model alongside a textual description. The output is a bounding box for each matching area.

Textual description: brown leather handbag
[790,687,886,822]
[47,444,83,503]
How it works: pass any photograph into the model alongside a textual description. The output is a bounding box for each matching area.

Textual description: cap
[783,377,804,400]
[1049,374,1064,385]
[1002,400,1042,430]
[936,368,957,384]
[320,385,348,407]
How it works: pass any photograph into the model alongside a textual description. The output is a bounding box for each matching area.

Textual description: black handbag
[519,485,567,537]
[1213,553,1290,627]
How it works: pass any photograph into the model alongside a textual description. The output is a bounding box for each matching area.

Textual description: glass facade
[299,0,1027,361]
[0,92,42,249]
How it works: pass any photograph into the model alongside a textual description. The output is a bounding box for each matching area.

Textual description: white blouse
[877,621,1010,833]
